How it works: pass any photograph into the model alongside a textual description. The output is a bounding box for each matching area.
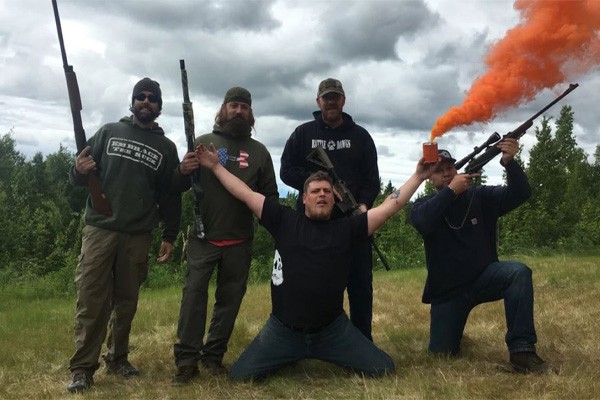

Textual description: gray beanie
[132,77,162,109]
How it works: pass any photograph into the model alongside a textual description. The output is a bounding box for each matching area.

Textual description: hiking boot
[510,351,549,374]
[67,370,93,393]
[201,359,227,375]
[105,358,140,377]
[172,365,199,386]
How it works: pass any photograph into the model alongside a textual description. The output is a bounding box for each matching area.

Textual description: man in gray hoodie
[67,78,181,393]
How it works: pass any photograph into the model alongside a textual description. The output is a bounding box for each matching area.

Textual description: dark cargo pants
[174,238,252,367]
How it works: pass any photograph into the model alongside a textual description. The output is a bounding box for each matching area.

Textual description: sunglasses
[134,93,159,103]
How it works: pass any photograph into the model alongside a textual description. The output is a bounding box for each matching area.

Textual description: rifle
[455,83,579,174]
[307,146,391,271]
[179,60,206,239]
[52,0,111,216]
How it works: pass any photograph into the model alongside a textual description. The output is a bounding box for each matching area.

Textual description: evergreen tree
[524,117,564,246]
[590,145,600,198]
[520,106,595,248]
[0,132,25,269]
[382,180,395,196]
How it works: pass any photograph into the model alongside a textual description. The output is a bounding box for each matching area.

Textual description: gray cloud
[75,0,280,32]
[1,0,598,193]
[322,0,438,61]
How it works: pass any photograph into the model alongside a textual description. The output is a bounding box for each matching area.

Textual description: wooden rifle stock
[180,60,205,239]
[52,0,111,216]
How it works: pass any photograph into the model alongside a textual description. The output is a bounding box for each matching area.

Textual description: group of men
[66,76,549,393]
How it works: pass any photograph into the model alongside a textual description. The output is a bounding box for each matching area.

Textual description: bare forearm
[368,173,425,235]
[384,173,424,215]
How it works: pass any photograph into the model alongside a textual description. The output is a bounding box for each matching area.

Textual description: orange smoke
[430,0,600,141]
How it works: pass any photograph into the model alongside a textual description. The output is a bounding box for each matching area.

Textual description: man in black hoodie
[409,139,548,374]
[280,78,380,341]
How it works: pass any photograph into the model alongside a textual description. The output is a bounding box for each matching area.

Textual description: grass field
[1,254,599,399]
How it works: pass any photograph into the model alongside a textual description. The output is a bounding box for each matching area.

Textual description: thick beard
[221,116,252,138]
[133,105,160,124]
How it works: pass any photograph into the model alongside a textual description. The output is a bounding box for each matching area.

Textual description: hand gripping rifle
[52,0,111,215]
[307,146,391,271]
[454,83,579,174]
[180,60,206,239]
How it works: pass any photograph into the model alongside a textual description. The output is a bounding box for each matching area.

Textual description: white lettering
[107,137,163,171]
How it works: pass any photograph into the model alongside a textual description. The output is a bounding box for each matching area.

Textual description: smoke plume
[430,0,600,141]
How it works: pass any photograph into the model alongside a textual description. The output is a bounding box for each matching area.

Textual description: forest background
[0,105,599,297]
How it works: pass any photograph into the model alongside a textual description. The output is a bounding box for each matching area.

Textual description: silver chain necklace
[444,190,475,230]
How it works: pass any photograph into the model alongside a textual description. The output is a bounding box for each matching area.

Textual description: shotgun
[52,0,111,215]
[180,60,205,238]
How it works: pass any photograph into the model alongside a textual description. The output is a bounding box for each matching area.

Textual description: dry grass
[1,254,599,399]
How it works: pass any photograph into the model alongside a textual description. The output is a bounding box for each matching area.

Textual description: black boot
[172,365,200,386]
[66,370,94,393]
[510,352,549,374]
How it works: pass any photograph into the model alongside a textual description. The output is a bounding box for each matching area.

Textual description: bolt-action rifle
[52,0,111,216]
[179,60,206,239]
[307,146,391,271]
[454,83,579,174]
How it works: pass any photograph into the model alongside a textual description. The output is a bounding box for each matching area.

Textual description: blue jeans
[347,240,374,340]
[229,312,394,381]
[429,260,538,355]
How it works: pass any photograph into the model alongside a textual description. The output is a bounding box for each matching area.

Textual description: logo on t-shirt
[216,148,249,169]
[272,249,283,286]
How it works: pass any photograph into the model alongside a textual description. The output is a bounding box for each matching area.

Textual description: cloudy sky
[1,0,598,196]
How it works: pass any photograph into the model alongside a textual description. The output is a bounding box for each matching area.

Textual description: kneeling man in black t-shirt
[192,143,430,381]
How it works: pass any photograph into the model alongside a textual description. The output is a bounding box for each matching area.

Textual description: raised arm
[366,158,430,235]
[195,143,266,219]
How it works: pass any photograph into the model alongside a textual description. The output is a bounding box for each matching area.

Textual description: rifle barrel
[459,83,579,174]
[51,0,69,68]
[180,60,191,104]
[529,83,579,121]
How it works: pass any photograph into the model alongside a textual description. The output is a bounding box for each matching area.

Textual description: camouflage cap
[317,78,345,97]
[223,87,252,106]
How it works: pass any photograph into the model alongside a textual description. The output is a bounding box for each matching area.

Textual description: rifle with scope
[454,83,579,174]
[307,145,391,271]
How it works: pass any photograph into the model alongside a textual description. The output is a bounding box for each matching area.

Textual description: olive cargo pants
[69,225,151,373]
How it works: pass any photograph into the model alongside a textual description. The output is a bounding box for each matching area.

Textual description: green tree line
[1,105,598,295]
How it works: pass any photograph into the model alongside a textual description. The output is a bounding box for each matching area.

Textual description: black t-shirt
[260,198,368,330]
